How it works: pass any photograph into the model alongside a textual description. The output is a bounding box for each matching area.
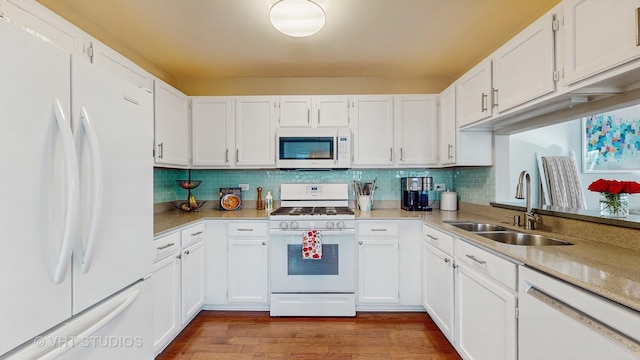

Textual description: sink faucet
[515,170,539,230]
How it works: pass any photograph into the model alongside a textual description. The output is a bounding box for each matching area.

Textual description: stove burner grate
[270,206,354,216]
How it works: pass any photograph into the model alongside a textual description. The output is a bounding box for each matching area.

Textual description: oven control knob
[325,221,335,229]
[290,221,299,230]
[336,221,345,230]
[279,222,289,230]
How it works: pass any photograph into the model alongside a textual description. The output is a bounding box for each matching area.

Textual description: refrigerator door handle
[52,99,80,285]
[78,106,103,274]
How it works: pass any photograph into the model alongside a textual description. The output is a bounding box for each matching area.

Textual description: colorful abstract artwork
[583,109,640,172]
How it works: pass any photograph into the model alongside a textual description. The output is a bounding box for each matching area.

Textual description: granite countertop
[154,207,640,312]
[154,208,270,235]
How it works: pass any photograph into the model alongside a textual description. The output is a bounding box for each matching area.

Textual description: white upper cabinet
[313,96,350,127]
[562,0,640,87]
[191,97,235,167]
[492,11,556,113]
[235,96,277,167]
[394,95,438,166]
[563,0,640,85]
[456,58,493,128]
[438,84,493,167]
[154,80,190,167]
[350,95,395,167]
[277,96,350,128]
[278,96,312,127]
[439,84,457,165]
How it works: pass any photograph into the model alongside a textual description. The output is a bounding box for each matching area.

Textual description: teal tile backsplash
[154,167,496,206]
[155,168,455,203]
[452,167,495,205]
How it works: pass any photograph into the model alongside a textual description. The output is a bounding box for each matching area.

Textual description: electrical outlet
[239,183,249,191]
[434,183,446,192]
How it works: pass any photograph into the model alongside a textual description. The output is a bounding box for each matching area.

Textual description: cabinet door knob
[262,241,267,245]
[184,250,190,255]
[359,241,363,245]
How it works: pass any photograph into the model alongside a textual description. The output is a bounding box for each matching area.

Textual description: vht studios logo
[34,335,144,348]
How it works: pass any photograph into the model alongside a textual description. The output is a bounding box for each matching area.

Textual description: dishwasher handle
[527,286,640,355]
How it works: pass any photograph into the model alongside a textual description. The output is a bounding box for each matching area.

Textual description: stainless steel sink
[475,231,573,246]
[443,221,507,232]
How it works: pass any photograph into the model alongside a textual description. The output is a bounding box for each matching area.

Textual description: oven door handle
[270,228,356,235]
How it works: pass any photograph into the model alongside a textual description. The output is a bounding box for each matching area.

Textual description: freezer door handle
[78,106,104,274]
[7,283,142,360]
[52,98,80,285]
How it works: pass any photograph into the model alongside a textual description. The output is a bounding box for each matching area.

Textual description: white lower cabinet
[152,233,181,356]
[180,238,205,323]
[357,222,399,305]
[454,239,517,360]
[227,222,269,304]
[421,224,455,343]
[152,223,205,356]
[203,220,270,309]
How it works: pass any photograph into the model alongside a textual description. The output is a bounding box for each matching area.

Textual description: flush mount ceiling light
[269,0,326,37]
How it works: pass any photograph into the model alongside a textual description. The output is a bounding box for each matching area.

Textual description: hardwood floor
[156,311,461,360]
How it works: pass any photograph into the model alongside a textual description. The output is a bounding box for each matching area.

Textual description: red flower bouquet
[588,179,639,217]
[587,179,640,194]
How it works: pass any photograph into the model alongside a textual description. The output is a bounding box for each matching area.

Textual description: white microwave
[276,127,352,170]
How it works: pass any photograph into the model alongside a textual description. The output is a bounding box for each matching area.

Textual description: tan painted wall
[177,76,454,96]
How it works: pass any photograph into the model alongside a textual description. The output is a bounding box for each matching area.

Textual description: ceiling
[36,0,560,87]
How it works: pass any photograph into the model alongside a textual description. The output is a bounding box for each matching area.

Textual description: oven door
[270,228,356,293]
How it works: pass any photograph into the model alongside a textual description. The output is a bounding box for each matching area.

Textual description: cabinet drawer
[227,222,268,237]
[181,223,205,247]
[455,239,516,290]
[153,232,180,262]
[358,222,398,237]
[422,224,454,255]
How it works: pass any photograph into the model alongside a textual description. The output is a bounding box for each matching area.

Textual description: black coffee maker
[401,177,433,211]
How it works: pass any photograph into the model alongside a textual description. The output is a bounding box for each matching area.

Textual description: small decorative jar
[599,193,629,218]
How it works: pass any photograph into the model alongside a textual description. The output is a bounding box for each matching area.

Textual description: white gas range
[269,183,357,317]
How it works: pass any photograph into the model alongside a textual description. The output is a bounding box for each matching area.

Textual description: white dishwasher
[519,266,640,360]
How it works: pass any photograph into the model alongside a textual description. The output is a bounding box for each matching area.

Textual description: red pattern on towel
[302,229,322,260]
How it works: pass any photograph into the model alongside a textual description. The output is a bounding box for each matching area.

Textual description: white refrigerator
[0,18,154,359]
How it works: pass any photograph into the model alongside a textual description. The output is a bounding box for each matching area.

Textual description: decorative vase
[599,193,629,218]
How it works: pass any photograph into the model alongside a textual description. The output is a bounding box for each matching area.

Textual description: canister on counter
[440,190,457,211]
